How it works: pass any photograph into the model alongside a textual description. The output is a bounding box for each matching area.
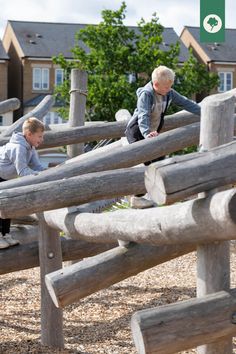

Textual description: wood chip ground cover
[1,249,236,353]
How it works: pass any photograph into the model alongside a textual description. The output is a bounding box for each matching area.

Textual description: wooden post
[67,69,87,158]
[197,93,235,354]
[37,213,64,348]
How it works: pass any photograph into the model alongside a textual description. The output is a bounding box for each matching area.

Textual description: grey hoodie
[0,132,44,180]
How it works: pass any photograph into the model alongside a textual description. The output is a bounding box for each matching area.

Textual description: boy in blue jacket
[0,117,45,249]
[125,65,201,208]
[126,65,200,145]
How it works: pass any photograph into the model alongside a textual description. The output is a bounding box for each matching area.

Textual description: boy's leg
[0,177,19,247]
[2,218,19,246]
[0,219,9,249]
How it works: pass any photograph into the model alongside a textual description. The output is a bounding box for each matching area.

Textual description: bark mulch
[1,249,236,353]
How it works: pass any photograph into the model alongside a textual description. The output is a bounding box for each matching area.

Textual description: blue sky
[0,0,235,38]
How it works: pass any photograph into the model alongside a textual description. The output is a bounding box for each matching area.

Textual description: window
[218,72,233,92]
[43,112,63,125]
[127,73,136,83]
[0,116,3,126]
[33,68,49,90]
[55,69,64,86]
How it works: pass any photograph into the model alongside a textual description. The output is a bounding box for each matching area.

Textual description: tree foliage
[53,2,219,121]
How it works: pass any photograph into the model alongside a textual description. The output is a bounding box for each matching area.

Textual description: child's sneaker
[130,193,155,209]
[0,235,10,249]
[4,234,20,247]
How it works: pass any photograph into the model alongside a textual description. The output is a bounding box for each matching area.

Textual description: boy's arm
[29,149,45,172]
[137,91,153,137]
[171,89,201,115]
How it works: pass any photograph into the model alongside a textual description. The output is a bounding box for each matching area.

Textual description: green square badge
[200,0,225,42]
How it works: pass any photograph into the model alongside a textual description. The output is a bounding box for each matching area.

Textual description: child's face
[153,80,173,96]
[25,129,44,148]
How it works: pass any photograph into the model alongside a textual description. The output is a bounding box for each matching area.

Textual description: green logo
[200,0,225,42]
[203,14,222,33]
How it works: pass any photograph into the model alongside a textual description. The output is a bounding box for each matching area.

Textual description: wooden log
[64,139,122,165]
[10,224,40,244]
[196,88,235,354]
[131,289,236,354]
[0,98,20,114]
[0,238,116,275]
[67,68,87,157]
[0,120,126,147]
[45,242,195,308]
[1,113,236,149]
[0,122,200,191]
[43,188,236,245]
[0,167,145,218]
[37,213,64,348]
[1,95,55,137]
[145,140,236,205]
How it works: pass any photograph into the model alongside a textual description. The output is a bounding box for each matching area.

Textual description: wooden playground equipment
[1,68,236,353]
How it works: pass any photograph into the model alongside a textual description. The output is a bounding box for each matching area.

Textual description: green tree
[53,2,219,121]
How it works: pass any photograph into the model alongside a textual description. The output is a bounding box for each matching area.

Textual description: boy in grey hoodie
[0,117,45,249]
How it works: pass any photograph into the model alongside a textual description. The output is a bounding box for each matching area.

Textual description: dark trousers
[125,120,165,166]
[0,177,11,236]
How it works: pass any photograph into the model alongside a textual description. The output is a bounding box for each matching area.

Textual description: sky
[0,0,235,39]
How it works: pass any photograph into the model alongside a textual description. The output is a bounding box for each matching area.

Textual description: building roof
[24,94,65,107]
[183,26,236,62]
[7,20,189,62]
[0,40,9,60]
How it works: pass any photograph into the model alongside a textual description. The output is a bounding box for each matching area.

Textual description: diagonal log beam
[1,95,55,137]
[0,122,201,191]
[0,167,145,218]
[145,140,236,205]
[45,242,195,308]
[44,188,236,246]
[131,288,236,354]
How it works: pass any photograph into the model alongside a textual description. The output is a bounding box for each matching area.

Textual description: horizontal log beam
[44,188,236,246]
[131,288,236,354]
[10,224,40,244]
[0,122,200,191]
[0,167,145,218]
[0,109,201,146]
[145,140,236,205]
[42,121,126,148]
[0,98,20,114]
[45,242,195,308]
[0,238,115,275]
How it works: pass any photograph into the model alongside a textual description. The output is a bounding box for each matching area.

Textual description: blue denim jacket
[127,81,201,138]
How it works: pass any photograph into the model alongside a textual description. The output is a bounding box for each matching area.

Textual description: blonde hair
[22,117,45,134]
[152,66,175,84]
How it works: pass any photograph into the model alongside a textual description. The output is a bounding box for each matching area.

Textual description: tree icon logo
[203,14,222,33]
